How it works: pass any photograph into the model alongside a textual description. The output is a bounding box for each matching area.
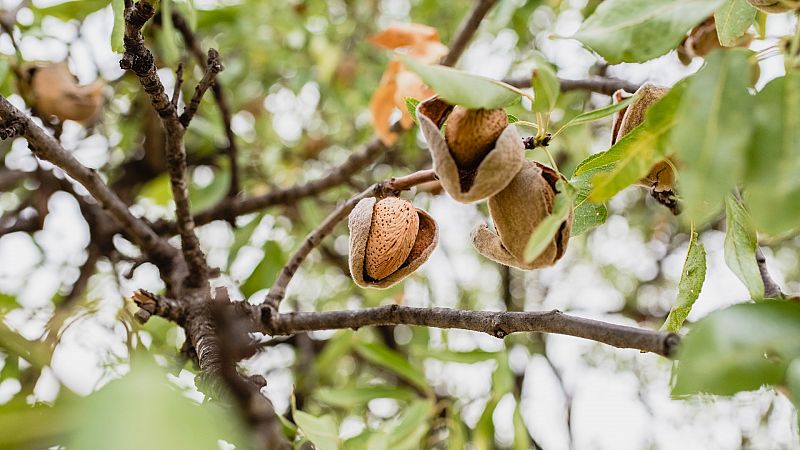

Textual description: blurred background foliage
[1,0,800,449]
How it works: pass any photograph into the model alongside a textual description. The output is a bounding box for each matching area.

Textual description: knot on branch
[119,41,155,76]
[663,332,681,358]
[207,48,224,74]
[125,1,156,29]
[0,118,24,140]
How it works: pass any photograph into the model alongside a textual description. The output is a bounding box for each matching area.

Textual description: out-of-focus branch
[440,0,498,67]
[121,0,207,285]
[0,96,178,268]
[263,169,438,311]
[756,247,784,298]
[503,76,642,96]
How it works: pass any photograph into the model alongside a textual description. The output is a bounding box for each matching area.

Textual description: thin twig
[170,11,241,198]
[756,247,784,298]
[179,49,223,127]
[440,0,498,67]
[171,62,184,108]
[263,170,438,310]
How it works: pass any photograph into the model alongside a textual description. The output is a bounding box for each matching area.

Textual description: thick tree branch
[121,0,207,285]
[265,305,680,357]
[0,96,178,268]
[263,170,438,310]
[503,76,642,96]
[179,49,223,127]
[441,0,498,67]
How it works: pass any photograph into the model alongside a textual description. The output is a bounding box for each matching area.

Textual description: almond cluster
[346,96,574,289]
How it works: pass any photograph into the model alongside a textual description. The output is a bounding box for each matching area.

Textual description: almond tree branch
[169,10,240,197]
[441,0,498,67]
[0,96,178,269]
[263,170,438,310]
[179,48,223,127]
[121,0,207,285]
[265,305,680,357]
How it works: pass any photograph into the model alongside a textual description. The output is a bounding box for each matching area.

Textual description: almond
[364,197,420,280]
[30,62,104,124]
[444,106,508,170]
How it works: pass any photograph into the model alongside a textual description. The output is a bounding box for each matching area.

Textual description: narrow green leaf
[786,359,800,429]
[673,49,754,224]
[573,0,724,63]
[159,0,180,64]
[110,0,125,52]
[673,301,800,396]
[507,113,519,124]
[512,404,530,450]
[240,240,285,298]
[723,195,764,299]
[585,82,685,202]
[524,180,574,262]
[416,348,499,364]
[569,166,611,236]
[660,230,706,332]
[294,411,340,450]
[404,97,420,125]
[354,341,430,393]
[32,0,110,21]
[714,0,756,47]
[226,213,262,269]
[744,74,800,236]
[446,407,468,450]
[531,51,559,114]
[474,396,498,450]
[370,400,434,450]
[559,93,638,132]
[315,386,418,409]
[401,57,523,109]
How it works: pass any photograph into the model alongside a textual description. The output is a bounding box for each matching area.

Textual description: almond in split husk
[417,96,524,203]
[29,62,105,124]
[612,83,676,194]
[747,0,799,13]
[348,196,438,288]
[472,160,572,270]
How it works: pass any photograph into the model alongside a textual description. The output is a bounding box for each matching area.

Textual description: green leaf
[714,0,756,47]
[573,0,724,63]
[474,396,498,450]
[32,0,110,21]
[507,113,519,124]
[404,97,420,125]
[557,94,638,132]
[673,49,754,224]
[416,349,499,364]
[226,213,263,269]
[293,411,340,450]
[401,57,523,109]
[660,230,707,332]
[69,356,247,450]
[673,301,800,396]
[367,400,434,450]
[139,174,172,206]
[188,167,230,212]
[240,240,285,298]
[158,0,180,64]
[354,341,430,393]
[110,0,125,53]
[569,167,611,236]
[512,404,530,450]
[744,74,800,236]
[315,386,418,409]
[531,51,559,114]
[524,180,574,262]
[786,359,800,428]
[446,407,469,450]
[723,195,764,299]
[584,83,685,202]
